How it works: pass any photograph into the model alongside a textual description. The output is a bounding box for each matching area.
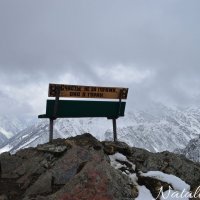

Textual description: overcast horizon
[0,0,200,119]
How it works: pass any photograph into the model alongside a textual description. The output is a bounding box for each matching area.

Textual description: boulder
[0,133,199,200]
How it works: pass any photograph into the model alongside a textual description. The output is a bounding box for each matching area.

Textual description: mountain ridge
[1,104,200,161]
[0,115,29,148]
[175,135,200,162]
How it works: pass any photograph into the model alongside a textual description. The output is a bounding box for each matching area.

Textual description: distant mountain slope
[108,106,200,152]
[1,118,113,153]
[175,136,200,162]
[1,104,200,155]
[0,132,8,145]
[0,115,31,147]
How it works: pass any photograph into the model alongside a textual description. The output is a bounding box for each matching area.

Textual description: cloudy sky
[0,0,200,119]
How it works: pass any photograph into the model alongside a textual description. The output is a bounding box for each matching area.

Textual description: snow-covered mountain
[0,132,8,146]
[115,105,200,152]
[1,104,200,155]
[175,135,200,162]
[0,115,31,147]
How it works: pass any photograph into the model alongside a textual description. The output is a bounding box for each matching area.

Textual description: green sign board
[38,100,126,119]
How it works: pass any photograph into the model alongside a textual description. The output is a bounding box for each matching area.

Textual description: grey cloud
[0,0,200,118]
[0,90,33,117]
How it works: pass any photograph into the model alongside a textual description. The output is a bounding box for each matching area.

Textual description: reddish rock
[0,133,199,200]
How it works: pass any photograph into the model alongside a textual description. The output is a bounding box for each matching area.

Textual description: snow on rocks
[136,185,154,200]
[109,152,136,172]
[141,171,191,200]
[109,152,192,200]
[160,189,190,200]
[141,171,190,192]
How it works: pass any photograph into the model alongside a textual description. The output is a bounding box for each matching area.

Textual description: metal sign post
[49,119,54,143]
[49,86,60,143]
[112,89,124,142]
[112,118,117,142]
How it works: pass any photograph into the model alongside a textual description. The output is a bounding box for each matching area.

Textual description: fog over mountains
[1,103,200,163]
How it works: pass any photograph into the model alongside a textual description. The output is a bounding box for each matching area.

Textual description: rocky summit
[0,133,200,200]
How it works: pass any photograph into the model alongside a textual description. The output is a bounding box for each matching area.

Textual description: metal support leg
[112,118,117,142]
[49,118,54,143]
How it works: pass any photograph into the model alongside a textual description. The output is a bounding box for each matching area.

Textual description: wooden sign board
[48,83,128,99]
[38,100,126,118]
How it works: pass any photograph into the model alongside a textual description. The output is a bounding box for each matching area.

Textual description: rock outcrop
[0,133,200,200]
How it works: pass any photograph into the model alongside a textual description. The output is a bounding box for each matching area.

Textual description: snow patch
[15,135,40,151]
[160,190,190,200]
[109,152,136,171]
[22,134,29,139]
[109,153,191,200]
[0,127,13,138]
[142,171,190,191]
[136,185,154,200]
[0,144,13,154]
